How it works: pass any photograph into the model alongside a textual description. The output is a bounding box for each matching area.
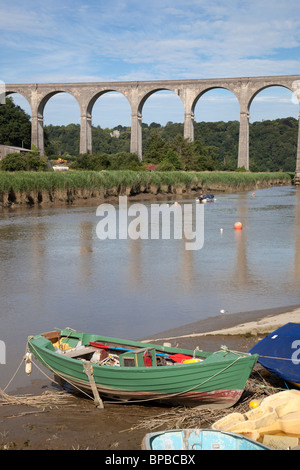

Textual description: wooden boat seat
[60,346,98,358]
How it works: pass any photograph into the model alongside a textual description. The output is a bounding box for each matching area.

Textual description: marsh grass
[0,170,292,206]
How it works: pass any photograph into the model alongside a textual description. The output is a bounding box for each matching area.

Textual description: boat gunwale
[28,329,257,374]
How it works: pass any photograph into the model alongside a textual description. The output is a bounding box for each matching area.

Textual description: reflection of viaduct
[5,75,300,176]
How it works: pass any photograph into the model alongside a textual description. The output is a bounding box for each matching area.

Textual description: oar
[89,341,169,357]
[89,342,193,362]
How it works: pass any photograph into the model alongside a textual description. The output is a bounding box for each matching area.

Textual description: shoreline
[142,304,300,344]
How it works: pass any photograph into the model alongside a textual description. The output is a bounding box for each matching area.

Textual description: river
[0,185,299,391]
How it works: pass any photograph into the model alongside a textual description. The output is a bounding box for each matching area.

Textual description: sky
[1,0,300,128]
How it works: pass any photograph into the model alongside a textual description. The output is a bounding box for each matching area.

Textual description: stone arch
[137,87,184,116]
[247,83,295,111]
[191,86,240,116]
[81,89,132,155]
[86,88,131,118]
[247,84,298,172]
[37,89,81,119]
[130,87,184,158]
[180,86,239,145]
[5,89,32,112]
[191,87,240,170]
[33,90,81,155]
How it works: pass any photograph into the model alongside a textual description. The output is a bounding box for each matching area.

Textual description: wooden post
[82,360,104,408]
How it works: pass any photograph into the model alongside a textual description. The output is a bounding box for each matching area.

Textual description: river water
[0,185,300,390]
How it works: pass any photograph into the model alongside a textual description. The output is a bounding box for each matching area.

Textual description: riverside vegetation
[0,170,293,207]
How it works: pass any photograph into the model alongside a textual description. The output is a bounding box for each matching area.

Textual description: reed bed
[0,170,292,206]
[0,387,76,410]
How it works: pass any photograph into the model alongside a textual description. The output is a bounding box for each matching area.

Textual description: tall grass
[0,170,293,196]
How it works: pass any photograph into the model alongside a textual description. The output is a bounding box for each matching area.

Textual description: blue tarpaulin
[248,323,300,385]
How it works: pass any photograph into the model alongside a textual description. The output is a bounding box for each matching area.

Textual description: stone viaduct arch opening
[88,91,131,154]
[140,89,184,156]
[248,85,299,172]
[41,92,80,156]
[193,88,240,170]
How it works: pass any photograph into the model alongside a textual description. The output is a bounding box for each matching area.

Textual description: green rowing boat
[27,328,258,408]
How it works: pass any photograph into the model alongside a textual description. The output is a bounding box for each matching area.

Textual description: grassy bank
[0,170,293,207]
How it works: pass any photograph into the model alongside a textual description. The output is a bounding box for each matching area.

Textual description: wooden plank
[82,359,104,409]
[61,346,96,358]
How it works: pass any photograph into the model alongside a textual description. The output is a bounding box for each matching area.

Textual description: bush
[0,153,28,171]
[0,152,48,171]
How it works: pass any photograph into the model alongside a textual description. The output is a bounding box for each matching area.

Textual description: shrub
[0,152,48,172]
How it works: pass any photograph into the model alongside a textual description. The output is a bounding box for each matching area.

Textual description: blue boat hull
[248,322,300,386]
[142,429,270,450]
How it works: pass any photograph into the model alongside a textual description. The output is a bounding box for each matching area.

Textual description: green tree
[144,129,167,163]
[0,97,31,148]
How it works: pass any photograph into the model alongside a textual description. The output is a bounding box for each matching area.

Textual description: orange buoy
[234,221,243,230]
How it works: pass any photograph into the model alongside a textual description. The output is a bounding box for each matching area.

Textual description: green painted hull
[28,328,258,408]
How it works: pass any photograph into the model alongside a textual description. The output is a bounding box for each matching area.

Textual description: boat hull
[55,375,244,408]
[248,323,300,387]
[142,429,270,450]
[28,328,258,408]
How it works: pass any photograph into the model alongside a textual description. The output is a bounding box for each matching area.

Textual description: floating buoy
[220,228,223,233]
[234,221,243,230]
[252,192,255,196]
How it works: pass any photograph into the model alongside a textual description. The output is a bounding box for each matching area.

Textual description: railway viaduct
[4,75,300,178]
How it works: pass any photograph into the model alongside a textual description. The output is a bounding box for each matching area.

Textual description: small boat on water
[142,429,270,450]
[248,323,300,388]
[27,328,258,408]
[196,194,215,203]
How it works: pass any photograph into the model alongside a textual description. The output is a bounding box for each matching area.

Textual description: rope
[103,354,244,405]
[27,340,95,402]
[256,354,299,363]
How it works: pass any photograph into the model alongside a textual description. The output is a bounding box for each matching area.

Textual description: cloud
[2,0,300,84]
[2,0,300,124]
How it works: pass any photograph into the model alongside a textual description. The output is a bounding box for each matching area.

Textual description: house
[0,144,32,160]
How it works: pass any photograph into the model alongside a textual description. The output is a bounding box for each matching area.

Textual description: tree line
[0,97,298,172]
